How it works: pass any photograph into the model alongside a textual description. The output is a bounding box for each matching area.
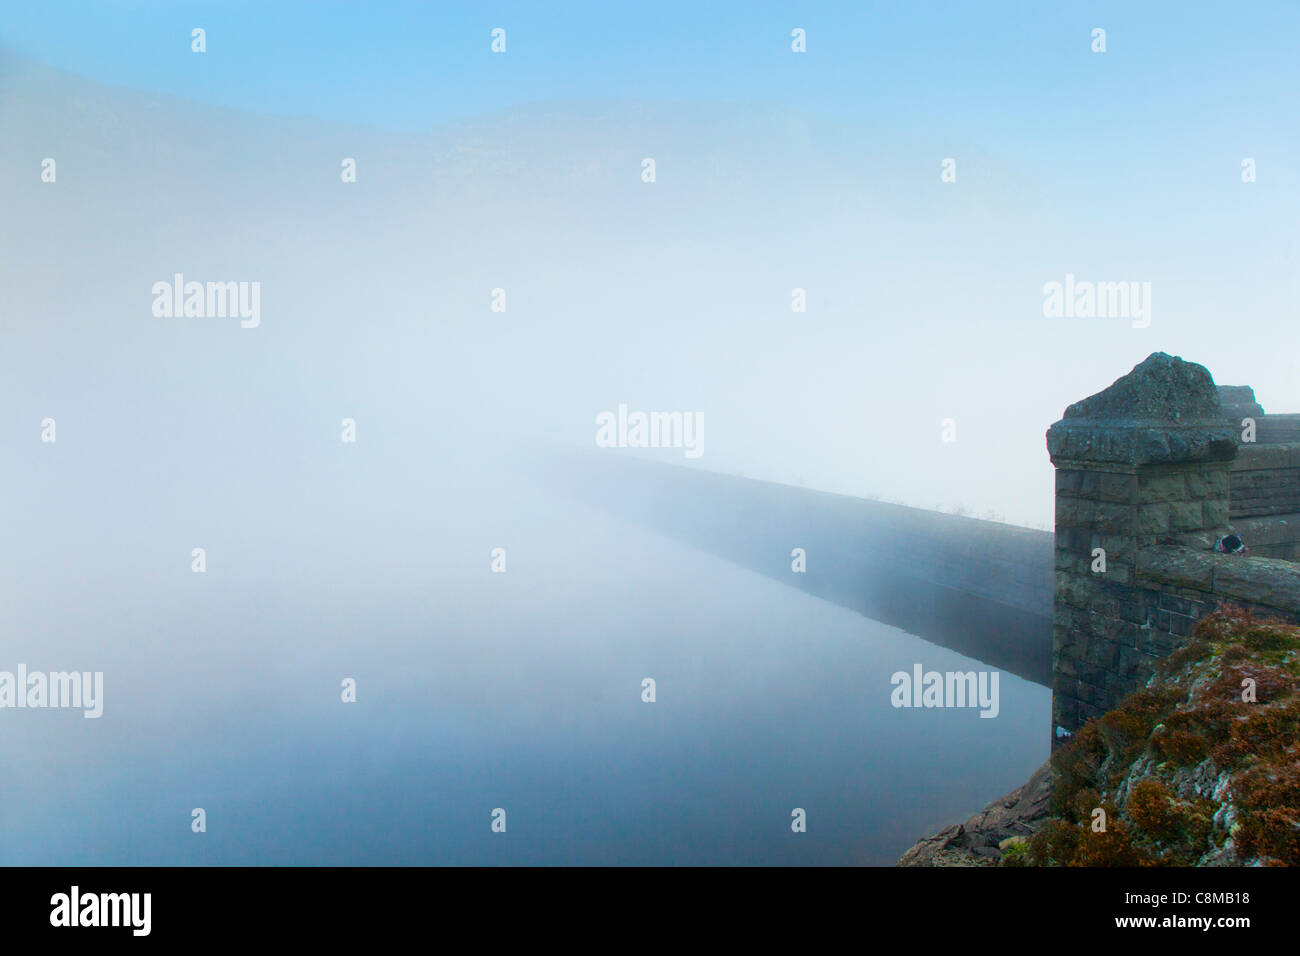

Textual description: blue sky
[3,0,1297,146]
[3,2,1297,524]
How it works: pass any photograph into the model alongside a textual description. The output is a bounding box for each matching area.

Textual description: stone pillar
[1045,353,1237,741]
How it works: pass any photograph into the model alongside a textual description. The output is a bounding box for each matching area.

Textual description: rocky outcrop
[1025,606,1300,865]
[897,761,1055,866]
[903,607,1300,866]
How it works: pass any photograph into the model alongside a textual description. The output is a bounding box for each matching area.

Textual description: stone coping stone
[1229,513,1300,547]
[1137,545,1300,614]
[1232,443,1300,469]
[1047,353,1238,467]
[1218,384,1265,421]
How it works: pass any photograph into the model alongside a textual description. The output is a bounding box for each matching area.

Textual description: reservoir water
[1,442,1049,865]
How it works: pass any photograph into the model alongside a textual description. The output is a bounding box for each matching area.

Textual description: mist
[0,10,1292,864]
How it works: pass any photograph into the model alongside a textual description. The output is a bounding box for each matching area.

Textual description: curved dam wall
[562,454,1056,686]
[558,354,1300,739]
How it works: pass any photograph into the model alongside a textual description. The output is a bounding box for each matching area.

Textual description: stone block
[1101,472,1139,503]
[1157,592,1196,616]
[1056,470,1085,496]
[1054,572,1091,609]
[1186,467,1230,498]
[1078,700,1105,723]
[1138,502,1171,535]
[1055,497,1078,525]
[1057,528,1093,554]
[1203,499,1231,530]
[1140,472,1187,502]
[1078,663,1108,688]
[1106,618,1140,648]
[1137,547,1215,590]
[1072,499,1132,533]
[1083,637,1119,668]
[1169,500,1209,532]
[1090,592,1121,618]
[1054,647,1078,680]
[1119,589,1158,625]
[1093,534,1134,563]
[1099,561,1133,586]
[1149,631,1177,655]
[1053,695,1079,731]
[1212,557,1300,615]
[1117,645,1155,679]
[1234,444,1291,470]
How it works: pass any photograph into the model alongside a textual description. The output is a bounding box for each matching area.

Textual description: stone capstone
[1046,353,1239,467]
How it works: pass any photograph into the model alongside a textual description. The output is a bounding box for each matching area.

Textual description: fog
[6,50,1296,532]
[0,44,1285,862]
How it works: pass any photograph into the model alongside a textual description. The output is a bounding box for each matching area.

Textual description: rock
[897,760,1055,866]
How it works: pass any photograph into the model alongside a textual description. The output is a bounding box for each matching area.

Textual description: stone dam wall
[565,353,1300,735]
[1048,354,1300,742]
[564,455,1056,685]
[1229,442,1300,559]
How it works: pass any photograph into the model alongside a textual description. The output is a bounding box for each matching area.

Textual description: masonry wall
[577,453,1055,618]
[1228,438,1300,559]
[1219,388,1300,557]
[1054,543,1300,734]
[1050,459,1234,732]
[568,453,1056,684]
[1050,368,1300,741]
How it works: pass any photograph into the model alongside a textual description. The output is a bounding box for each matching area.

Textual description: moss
[1126,779,1182,843]
[1202,664,1293,707]
[1032,607,1300,867]
[1235,807,1300,864]
[1073,820,1152,867]
[1156,640,1213,675]
[1069,787,1102,824]
[1232,758,1300,865]
[1051,724,1107,818]
[1152,728,1208,766]
[1027,819,1083,866]
[1122,780,1216,863]
[999,839,1031,867]
[1241,626,1297,654]
[1213,698,1300,768]
[1219,643,1251,665]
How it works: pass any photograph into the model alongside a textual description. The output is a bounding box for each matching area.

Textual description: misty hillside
[2,48,1294,530]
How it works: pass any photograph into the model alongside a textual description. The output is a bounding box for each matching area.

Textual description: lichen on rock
[1020,606,1299,866]
[898,605,1300,866]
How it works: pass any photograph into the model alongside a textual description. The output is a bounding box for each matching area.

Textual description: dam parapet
[1047,353,1300,740]
[560,453,1055,684]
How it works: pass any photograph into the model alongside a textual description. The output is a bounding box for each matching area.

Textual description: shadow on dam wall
[552,454,1055,687]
